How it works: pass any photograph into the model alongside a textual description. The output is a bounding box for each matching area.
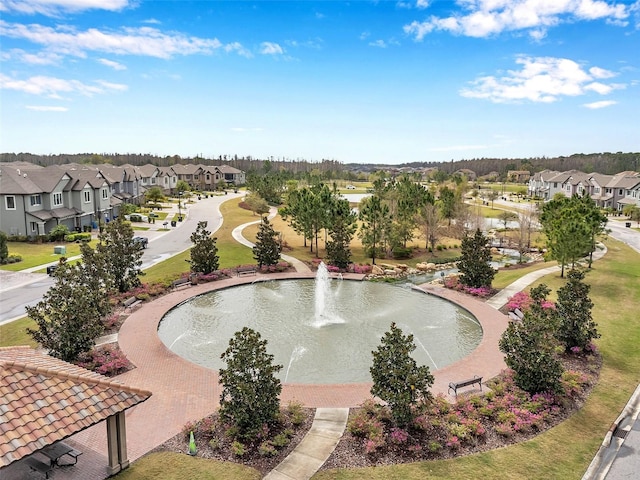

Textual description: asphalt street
[0,192,243,324]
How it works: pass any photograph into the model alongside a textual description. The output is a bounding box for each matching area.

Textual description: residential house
[527,170,559,199]
[507,170,531,183]
[157,166,178,194]
[0,163,111,237]
[171,164,203,190]
[215,165,245,186]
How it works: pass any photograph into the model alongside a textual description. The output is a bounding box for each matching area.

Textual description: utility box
[54,245,66,255]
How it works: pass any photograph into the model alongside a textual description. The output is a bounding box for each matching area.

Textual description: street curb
[582,383,640,480]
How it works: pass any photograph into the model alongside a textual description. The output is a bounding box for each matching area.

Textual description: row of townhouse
[528,169,640,210]
[0,162,245,237]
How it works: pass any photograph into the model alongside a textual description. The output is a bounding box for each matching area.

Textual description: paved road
[0,192,243,324]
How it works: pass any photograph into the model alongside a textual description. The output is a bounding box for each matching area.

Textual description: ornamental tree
[218,327,283,440]
[189,221,219,274]
[555,269,599,352]
[26,260,105,362]
[370,323,434,427]
[458,228,496,288]
[499,284,564,394]
[252,216,281,267]
[96,216,143,293]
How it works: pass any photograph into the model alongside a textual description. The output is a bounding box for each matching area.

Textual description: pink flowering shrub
[76,345,131,377]
[389,428,409,445]
[258,261,291,273]
[444,275,494,298]
[349,263,372,274]
[506,291,533,311]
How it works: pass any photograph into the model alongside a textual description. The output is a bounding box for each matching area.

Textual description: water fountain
[158,265,482,384]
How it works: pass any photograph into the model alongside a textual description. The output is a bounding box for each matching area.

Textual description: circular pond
[158,275,482,384]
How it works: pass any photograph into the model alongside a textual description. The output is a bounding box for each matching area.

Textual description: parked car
[132,236,149,249]
[346,184,356,190]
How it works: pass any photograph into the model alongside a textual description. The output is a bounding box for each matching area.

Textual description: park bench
[448,375,483,397]
[24,457,54,478]
[236,266,257,277]
[123,296,142,311]
[171,277,191,289]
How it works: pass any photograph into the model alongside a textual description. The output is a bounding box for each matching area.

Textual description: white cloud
[369,39,388,48]
[26,105,68,111]
[416,0,430,9]
[4,48,62,65]
[460,56,623,103]
[0,0,130,16]
[98,58,126,70]
[404,0,631,40]
[0,73,127,98]
[260,42,284,55]
[583,100,617,108]
[0,21,237,60]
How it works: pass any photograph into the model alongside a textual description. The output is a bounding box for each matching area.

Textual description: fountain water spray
[313,262,345,327]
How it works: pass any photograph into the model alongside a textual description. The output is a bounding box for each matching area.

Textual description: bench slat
[448,376,482,396]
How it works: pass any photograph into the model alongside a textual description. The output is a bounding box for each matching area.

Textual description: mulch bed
[154,407,315,476]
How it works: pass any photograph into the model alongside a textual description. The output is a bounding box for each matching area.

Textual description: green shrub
[259,441,277,457]
[129,214,143,222]
[392,247,412,259]
[231,440,245,457]
[271,433,289,448]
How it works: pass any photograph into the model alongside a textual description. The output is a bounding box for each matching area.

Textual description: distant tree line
[1,151,638,179]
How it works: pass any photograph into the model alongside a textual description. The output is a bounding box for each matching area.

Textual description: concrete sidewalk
[263,408,349,480]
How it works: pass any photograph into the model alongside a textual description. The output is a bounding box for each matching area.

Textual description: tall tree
[244,192,270,216]
[458,229,496,288]
[438,186,457,225]
[359,195,391,265]
[555,269,599,351]
[253,216,281,267]
[26,260,105,362]
[189,221,219,274]
[96,216,143,293]
[540,195,592,277]
[576,194,608,268]
[416,203,441,254]
[325,198,357,269]
[370,323,434,427]
[219,328,282,440]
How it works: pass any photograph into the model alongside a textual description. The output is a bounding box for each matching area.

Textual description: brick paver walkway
[3,272,509,480]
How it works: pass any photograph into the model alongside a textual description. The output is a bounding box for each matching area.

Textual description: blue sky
[1,0,639,164]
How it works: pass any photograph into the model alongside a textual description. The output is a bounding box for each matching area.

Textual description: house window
[84,191,91,203]
[102,188,108,199]
[53,192,63,206]
[30,222,37,233]
[594,187,600,193]
[151,178,156,184]
[619,189,623,195]
[30,194,42,206]
[5,196,16,210]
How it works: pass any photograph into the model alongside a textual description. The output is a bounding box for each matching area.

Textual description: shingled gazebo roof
[0,346,151,467]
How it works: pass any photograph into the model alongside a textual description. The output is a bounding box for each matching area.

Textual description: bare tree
[514,208,538,263]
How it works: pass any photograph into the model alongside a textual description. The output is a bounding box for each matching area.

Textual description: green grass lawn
[0,240,99,271]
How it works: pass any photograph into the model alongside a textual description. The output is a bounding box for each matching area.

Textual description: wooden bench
[123,296,142,311]
[171,278,191,289]
[236,266,257,277]
[24,457,54,478]
[448,375,483,397]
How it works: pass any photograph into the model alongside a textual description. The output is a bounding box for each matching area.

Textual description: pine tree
[189,221,219,274]
[219,328,282,440]
[555,269,599,351]
[458,228,496,288]
[325,198,357,269]
[252,216,281,267]
[370,323,434,427]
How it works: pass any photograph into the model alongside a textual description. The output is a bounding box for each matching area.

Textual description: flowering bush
[76,345,131,376]
[444,275,494,298]
[349,263,372,274]
[389,428,409,445]
[259,261,291,273]
[506,291,533,311]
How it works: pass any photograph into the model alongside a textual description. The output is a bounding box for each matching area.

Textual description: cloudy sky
[1,0,639,164]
